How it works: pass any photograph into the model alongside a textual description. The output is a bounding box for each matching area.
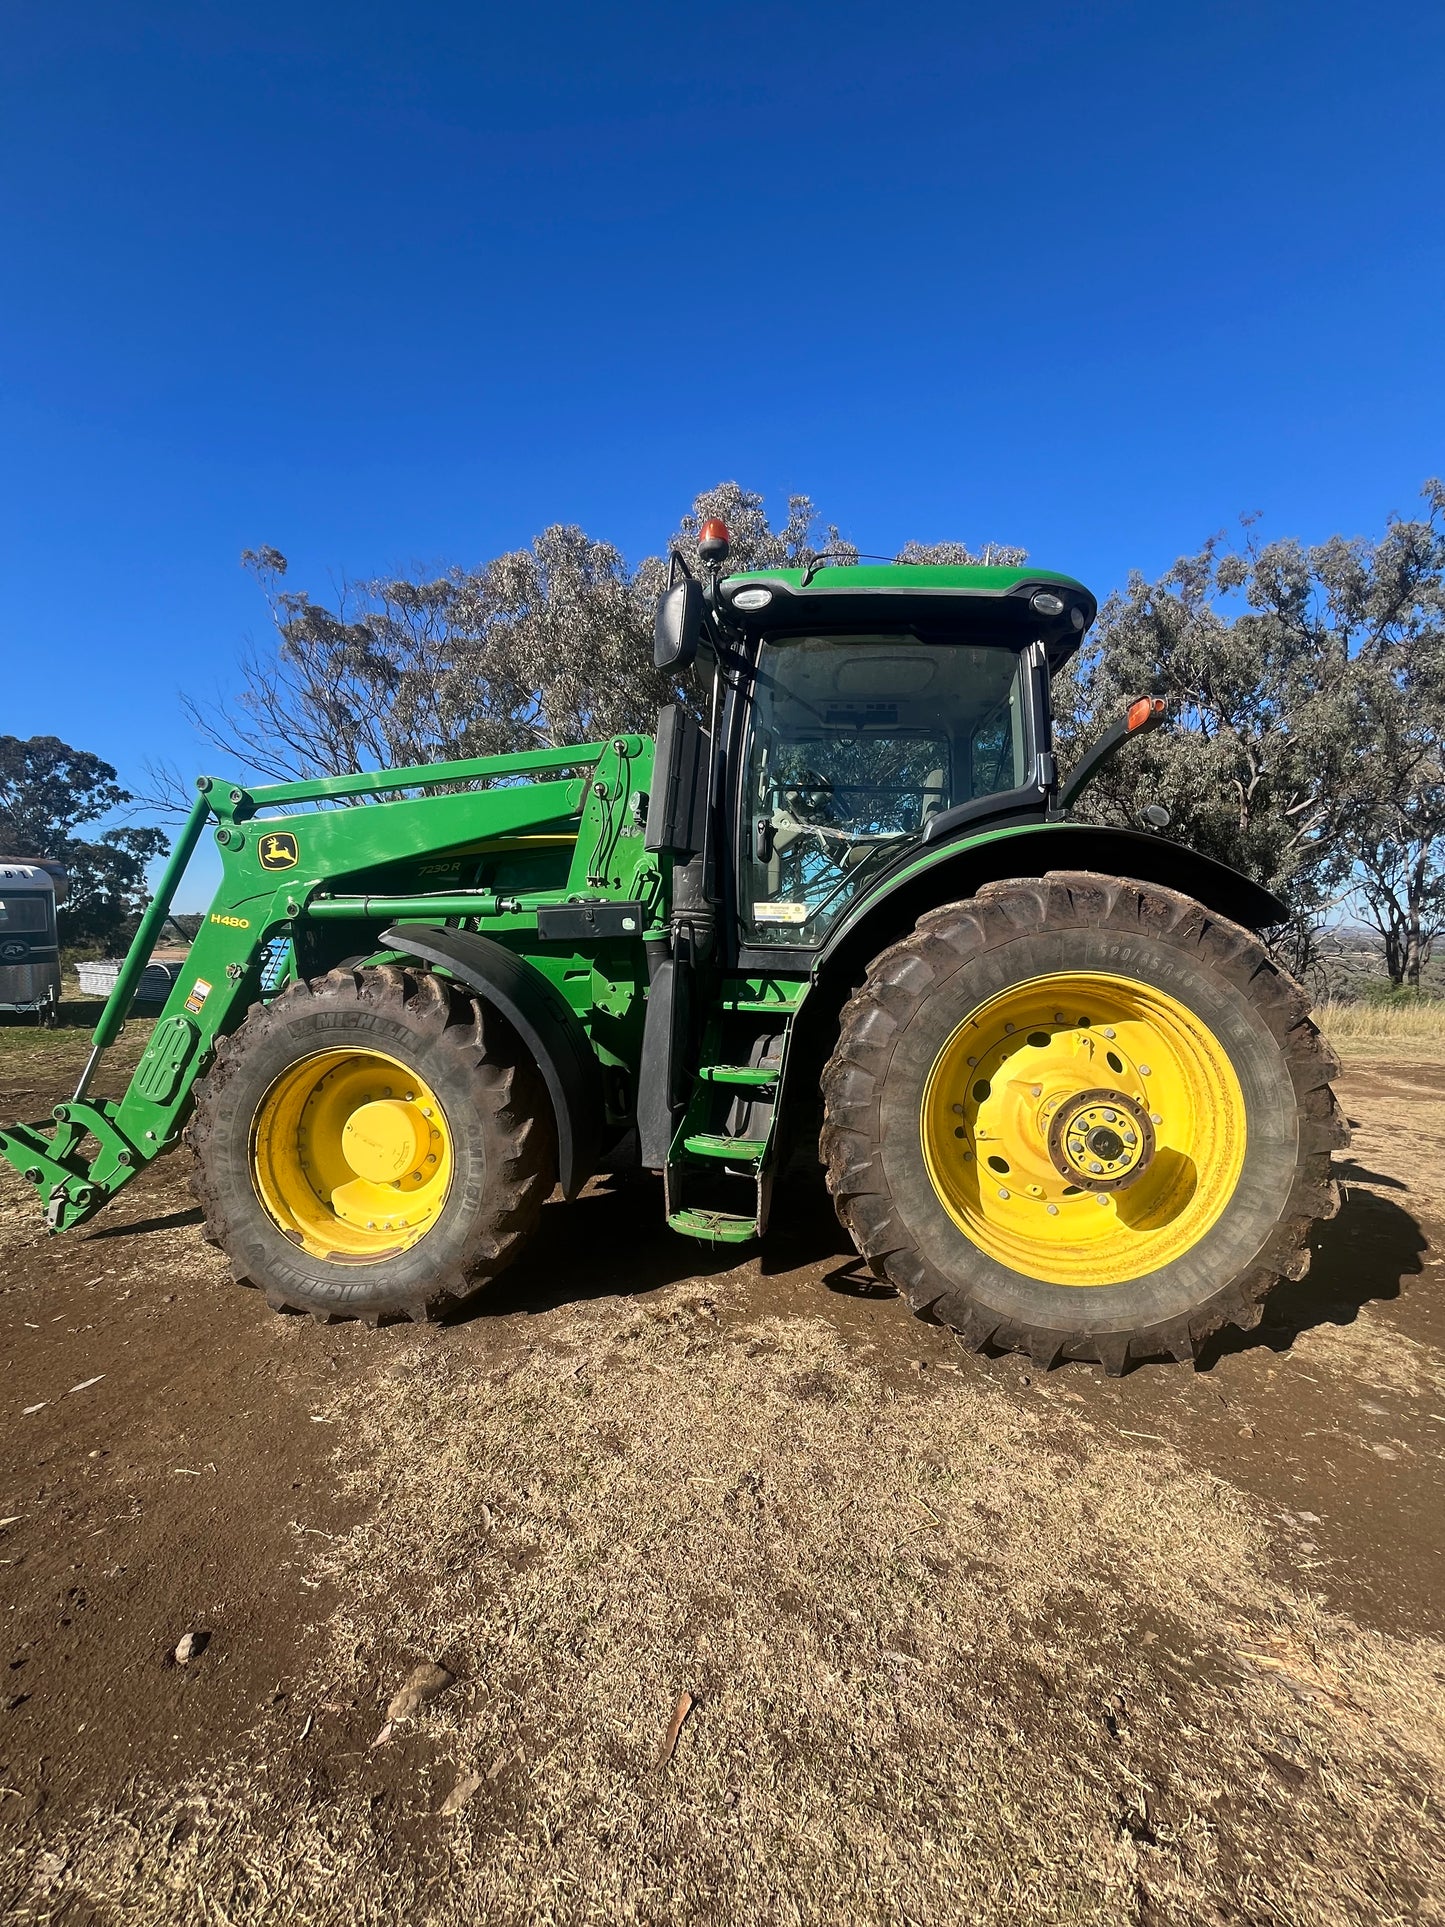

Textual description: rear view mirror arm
[1058,697,1168,814]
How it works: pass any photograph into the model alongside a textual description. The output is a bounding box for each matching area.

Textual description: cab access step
[663,978,803,1245]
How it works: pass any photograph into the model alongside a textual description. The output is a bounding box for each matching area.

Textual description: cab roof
[718,562,1097,666]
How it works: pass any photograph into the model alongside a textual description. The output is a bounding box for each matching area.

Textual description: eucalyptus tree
[893,539,1029,566]
[1335,483,1445,984]
[189,530,673,785]
[1059,481,1445,981]
[669,481,856,574]
[0,734,169,947]
[189,485,866,784]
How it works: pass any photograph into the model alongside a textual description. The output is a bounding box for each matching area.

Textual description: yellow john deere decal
[210,912,250,928]
[259,831,300,871]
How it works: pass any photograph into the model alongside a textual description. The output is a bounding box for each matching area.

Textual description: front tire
[188,965,556,1324]
[820,873,1347,1372]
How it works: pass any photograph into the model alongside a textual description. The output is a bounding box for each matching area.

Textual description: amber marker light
[1127,696,1167,731]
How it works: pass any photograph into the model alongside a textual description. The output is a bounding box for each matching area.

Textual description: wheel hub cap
[251,1048,452,1263]
[1048,1088,1155,1191]
[341,1098,432,1184]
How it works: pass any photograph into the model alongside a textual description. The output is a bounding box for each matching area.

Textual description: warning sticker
[753,901,809,925]
[184,977,213,1015]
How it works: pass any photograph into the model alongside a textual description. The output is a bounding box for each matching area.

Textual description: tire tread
[820,871,1347,1372]
[186,966,555,1325]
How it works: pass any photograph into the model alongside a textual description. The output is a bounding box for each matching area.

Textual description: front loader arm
[0,739,617,1232]
[0,795,303,1229]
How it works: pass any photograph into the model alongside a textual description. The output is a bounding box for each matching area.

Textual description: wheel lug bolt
[1046,1203,1059,1215]
[1097,1194,1110,1207]
[1102,1109,1116,1122]
[952,1103,965,1115]
[1103,1028,1116,1040]
[1030,1085,1042,1098]
[1150,1112,1162,1125]
[997,1187,1010,1200]
[1138,1065,1151,1077]
[1089,1161,1103,1174]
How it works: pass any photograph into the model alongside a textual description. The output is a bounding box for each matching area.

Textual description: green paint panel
[132,1015,200,1104]
[725,563,1087,596]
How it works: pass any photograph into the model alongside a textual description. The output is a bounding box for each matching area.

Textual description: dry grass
[10,1291,1444,1927]
[1317,996,1445,1059]
[0,1018,153,1080]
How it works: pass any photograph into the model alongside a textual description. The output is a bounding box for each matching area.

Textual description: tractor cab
[654,528,1097,960]
[736,623,1039,948]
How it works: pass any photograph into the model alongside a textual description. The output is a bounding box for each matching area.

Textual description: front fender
[382,923,605,1198]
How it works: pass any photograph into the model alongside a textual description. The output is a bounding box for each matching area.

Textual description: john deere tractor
[0,524,1345,1369]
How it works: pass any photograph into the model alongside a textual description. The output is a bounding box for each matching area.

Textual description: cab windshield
[740,635,1028,947]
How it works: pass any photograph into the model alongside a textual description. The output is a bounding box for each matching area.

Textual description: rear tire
[820,873,1347,1372]
[187,965,556,1324]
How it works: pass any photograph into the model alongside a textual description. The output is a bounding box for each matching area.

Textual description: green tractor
[0,524,1345,1369]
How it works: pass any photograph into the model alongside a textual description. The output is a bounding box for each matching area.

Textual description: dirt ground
[1,1019,1442,1926]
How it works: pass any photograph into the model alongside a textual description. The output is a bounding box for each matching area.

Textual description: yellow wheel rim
[251,1048,453,1263]
[920,972,1246,1287]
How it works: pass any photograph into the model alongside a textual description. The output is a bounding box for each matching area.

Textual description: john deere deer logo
[259,831,300,871]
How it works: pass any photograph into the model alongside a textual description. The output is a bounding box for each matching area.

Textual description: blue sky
[3,1,1443,905]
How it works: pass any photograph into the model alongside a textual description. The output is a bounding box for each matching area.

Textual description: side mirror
[654,574,704,670]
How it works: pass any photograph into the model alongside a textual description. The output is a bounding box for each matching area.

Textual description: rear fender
[817,822,1286,986]
[381,923,605,1198]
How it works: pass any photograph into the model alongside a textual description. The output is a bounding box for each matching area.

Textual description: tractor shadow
[453,1173,752,1321]
[463,1173,1427,1362]
[748,1172,1430,1366]
[88,1205,205,1240]
[1197,1183,1427,1368]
